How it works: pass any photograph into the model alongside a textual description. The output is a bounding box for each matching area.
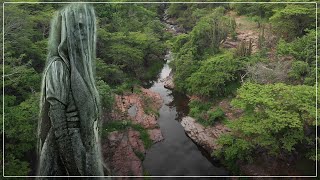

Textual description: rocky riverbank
[102,87,163,176]
[181,99,242,153]
[161,71,174,90]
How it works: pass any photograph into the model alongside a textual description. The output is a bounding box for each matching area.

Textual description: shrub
[215,83,316,167]
[208,108,225,122]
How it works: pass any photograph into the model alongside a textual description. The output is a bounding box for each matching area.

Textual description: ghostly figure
[37,4,105,177]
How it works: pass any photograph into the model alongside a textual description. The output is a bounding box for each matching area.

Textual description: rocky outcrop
[181,116,230,153]
[103,87,163,176]
[102,130,144,177]
[162,72,174,90]
[112,88,162,129]
[147,129,164,143]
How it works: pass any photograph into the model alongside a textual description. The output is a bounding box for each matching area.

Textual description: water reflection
[166,91,190,122]
[143,54,228,176]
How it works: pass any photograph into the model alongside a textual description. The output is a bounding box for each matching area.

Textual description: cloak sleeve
[45,60,81,175]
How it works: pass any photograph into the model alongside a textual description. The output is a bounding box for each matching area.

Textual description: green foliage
[104,120,152,149]
[113,81,132,95]
[187,52,241,97]
[5,93,39,158]
[170,53,198,92]
[104,120,131,133]
[188,100,225,127]
[231,3,279,19]
[190,7,232,57]
[4,2,318,175]
[276,30,316,85]
[208,107,225,122]
[131,124,153,149]
[96,80,114,111]
[4,93,40,175]
[167,3,226,31]
[288,30,316,65]
[4,154,30,176]
[170,7,234,61]
[170,8,238,95]
[215,134,255,162]
[4,3,166,175]
[270,4,316,41]
[189,100,212,126]
[216,83,316,166]
[277,30,316,64]
[189,100,212,113]
[96,4,167,85]
[96,58,126,86]
[289,61,309,80]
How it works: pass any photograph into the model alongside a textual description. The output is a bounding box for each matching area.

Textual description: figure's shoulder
[45,57,70,78]
[47,56,69,72]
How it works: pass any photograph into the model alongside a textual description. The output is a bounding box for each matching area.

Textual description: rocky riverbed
[102,87,163,176]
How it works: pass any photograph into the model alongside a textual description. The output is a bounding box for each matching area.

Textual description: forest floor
[223,11,260,53]
[101,87,163,177]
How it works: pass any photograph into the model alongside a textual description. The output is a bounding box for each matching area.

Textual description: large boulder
[181,116,230,153]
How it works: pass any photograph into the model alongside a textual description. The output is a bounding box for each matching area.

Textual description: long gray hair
[38,3,101,154]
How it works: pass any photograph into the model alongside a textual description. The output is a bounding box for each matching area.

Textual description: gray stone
[128,104,137,117]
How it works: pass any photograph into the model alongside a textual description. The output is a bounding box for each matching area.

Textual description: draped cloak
[37,4,104,177]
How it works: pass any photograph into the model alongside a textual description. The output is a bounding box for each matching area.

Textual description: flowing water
[142,53,228,176]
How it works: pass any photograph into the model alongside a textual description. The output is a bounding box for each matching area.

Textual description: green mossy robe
[37,4,104,178]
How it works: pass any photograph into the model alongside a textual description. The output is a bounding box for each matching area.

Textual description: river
[142,52,228,176]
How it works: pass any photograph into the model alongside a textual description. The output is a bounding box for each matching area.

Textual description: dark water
[143,58,228,176]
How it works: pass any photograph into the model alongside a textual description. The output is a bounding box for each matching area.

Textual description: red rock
[147,128,164,143]
[103,87,164,176]
[111,135,143,176]
[128,128,145,154]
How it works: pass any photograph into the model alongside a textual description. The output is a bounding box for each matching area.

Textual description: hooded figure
[37,4,104,177]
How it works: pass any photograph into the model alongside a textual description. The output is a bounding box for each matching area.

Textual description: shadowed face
[78,12,87,41]
[71,11,88,42]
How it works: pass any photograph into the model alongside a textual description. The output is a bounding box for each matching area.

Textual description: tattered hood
[39,3,101,151]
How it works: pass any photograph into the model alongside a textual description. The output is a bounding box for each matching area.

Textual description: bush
[188,100,225,126]
[186,52,241,97]
[276,30,316,85]
[208,108,225,122]
[215,83,317,167]
[96,80,114,111]
[289,61,309,80]
[270,4,316,41]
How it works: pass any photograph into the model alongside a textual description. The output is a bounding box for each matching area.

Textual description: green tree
[189,7,234,58]
[96,80,115,112]
[216,83,317,166]
[186,52,241,97]
[276,29,316,85]
[270,4,316,41]
[96,4,167,85]
[4,93,40,175]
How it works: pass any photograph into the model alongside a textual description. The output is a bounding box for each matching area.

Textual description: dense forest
[167,2,318,175]
[2,2,169,175]
[1,0,318,177]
